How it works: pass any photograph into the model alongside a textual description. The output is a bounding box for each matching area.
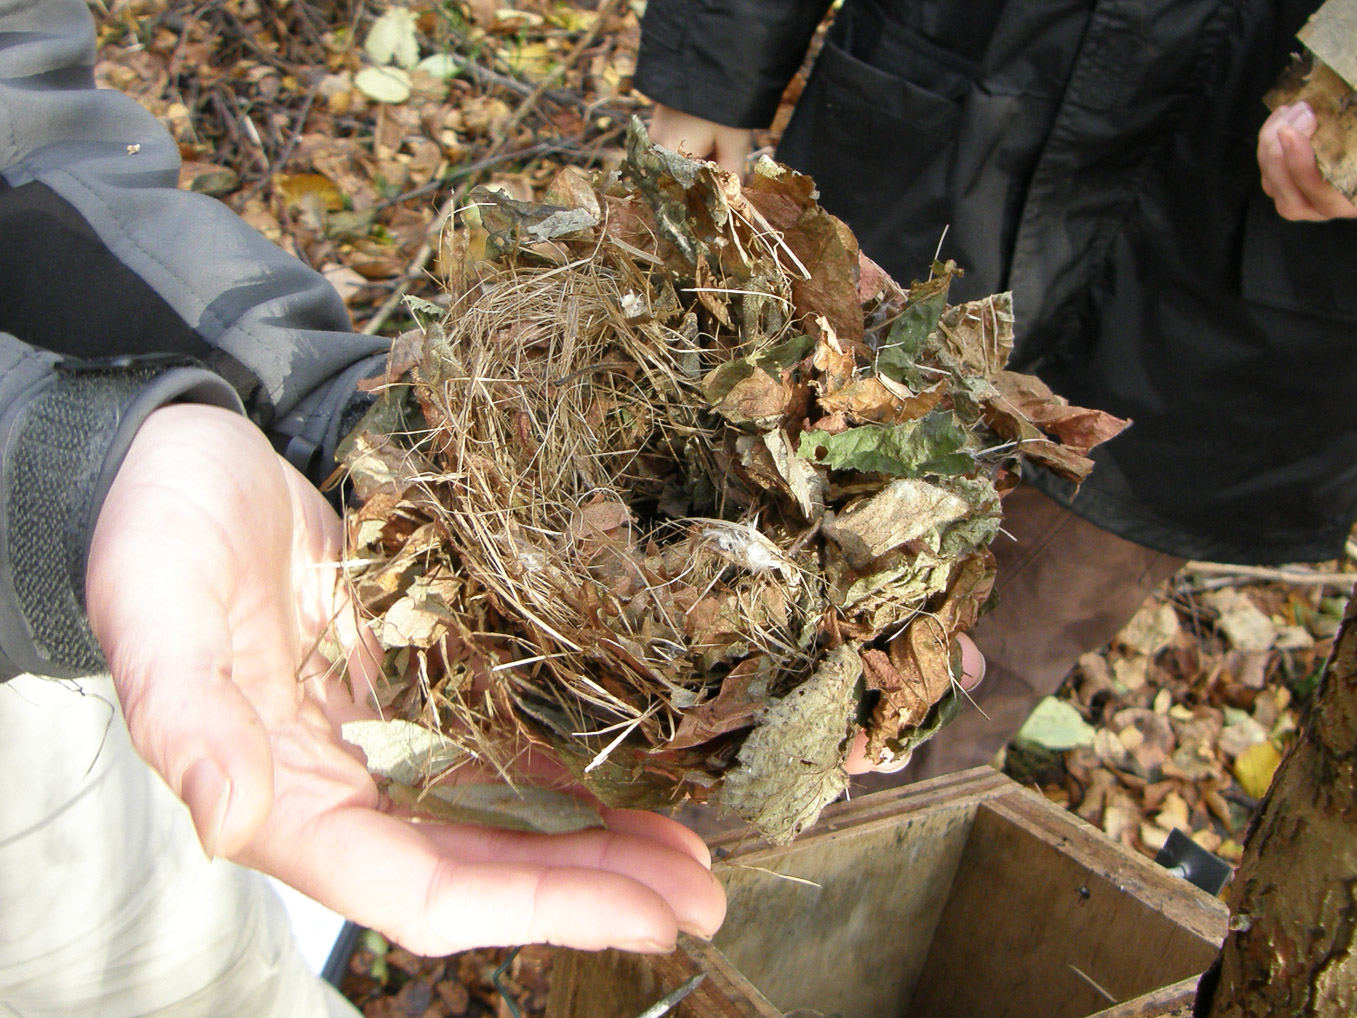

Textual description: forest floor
[91,3,1356,1015]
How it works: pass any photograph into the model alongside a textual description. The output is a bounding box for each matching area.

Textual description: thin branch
[1183,561,1357,589]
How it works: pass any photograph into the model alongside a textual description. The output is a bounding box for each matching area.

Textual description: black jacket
[637,0,1357,564]
[0,0,386,679]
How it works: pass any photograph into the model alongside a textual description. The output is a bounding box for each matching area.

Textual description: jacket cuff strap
[2,357,241,677]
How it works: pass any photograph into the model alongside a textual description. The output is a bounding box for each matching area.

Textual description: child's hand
[1258,102,1357,221]
[649,104,754,175]
[844,634,986,775]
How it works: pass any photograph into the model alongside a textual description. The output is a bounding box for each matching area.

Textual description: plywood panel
[704,768,1012,1018]
[712,803,976,1017]
[906,796,1226,1018]
[982,790,1227,945]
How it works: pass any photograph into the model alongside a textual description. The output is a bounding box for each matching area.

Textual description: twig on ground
[359,192,458,336]
[376,140,565,211]
[443,49,567,102]
[1183,561,1356,589]
[236,75,324,206]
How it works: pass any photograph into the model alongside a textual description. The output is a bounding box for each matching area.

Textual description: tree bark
[1197,590,1357,1017]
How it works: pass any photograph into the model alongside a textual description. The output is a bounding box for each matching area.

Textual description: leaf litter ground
[90,3,1357,1015]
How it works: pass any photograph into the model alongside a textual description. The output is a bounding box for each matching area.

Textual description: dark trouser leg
[905,485,1186,781]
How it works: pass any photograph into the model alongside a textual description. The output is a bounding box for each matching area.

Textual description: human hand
[85,404,725,956]
[844,633,986,774]
[1257,102,1357,221]
[649,103,754,175]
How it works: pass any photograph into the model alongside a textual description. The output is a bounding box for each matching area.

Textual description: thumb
[117,650,277,860]
[84,405,292,858]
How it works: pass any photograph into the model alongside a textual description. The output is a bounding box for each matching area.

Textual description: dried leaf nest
[338,121,1126,842]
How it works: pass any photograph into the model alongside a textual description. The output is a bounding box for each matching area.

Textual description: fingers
[957,632,986,692]
[709,126,755,176]
[414,815,726,937]
[252,804,726,957]
[648,103,714,158]
[649,104,754,175]
[845,632,987,775]
[600,806,712,868]
[1258,103,1357,221]
[844,730,907,775]
[1278,127,1357,219]
[1259,104,1312,219]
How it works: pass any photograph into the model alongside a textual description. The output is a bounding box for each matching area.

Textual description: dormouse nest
[337,120,1127,842]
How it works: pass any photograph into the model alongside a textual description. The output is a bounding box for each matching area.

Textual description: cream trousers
[0,675,358,1018]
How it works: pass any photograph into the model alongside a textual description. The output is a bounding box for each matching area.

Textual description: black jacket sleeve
[0,0,388,679]
[634,0,833,128]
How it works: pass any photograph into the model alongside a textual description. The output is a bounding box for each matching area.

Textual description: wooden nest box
[547,769,1228,1018]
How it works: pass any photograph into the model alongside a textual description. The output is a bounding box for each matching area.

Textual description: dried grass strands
[338,125,1132,841]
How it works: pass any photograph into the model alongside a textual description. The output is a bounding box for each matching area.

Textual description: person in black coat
[635,0,1357,775]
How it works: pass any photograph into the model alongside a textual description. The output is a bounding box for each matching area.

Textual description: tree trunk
[1196,590,1357,1017]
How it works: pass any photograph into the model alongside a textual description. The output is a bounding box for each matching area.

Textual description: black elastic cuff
[3,358,240,677]
[268,355,384,489]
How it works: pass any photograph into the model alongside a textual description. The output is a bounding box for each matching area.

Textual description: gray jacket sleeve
[0,0,388,679]
[634,0,833,128]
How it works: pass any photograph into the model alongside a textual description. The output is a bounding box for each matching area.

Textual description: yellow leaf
[548,6,598,32]
[273,172,346,212]
[492,9,545,33]
[504,41,555,79]
[1233,740,1283,799]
